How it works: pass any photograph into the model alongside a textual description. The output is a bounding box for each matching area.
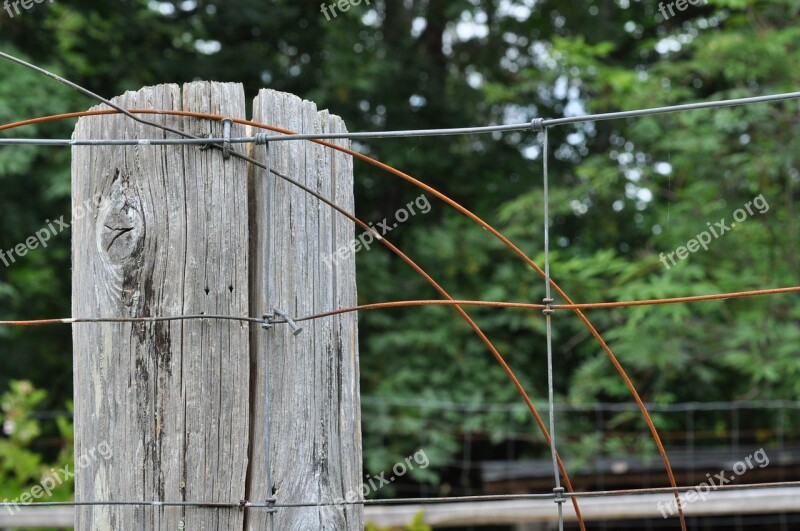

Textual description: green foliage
[0,381,74,503]
[0,380,46,492]
[0,46,87,404]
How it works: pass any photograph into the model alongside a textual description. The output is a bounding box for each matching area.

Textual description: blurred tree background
[0,0,798,502]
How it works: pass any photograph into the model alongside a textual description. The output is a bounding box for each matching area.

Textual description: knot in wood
[98,176,144,262]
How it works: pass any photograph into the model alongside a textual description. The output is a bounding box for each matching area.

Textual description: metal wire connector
[221,118,233,159]
[542,297,554,315]
[272,308,303,336]
[263,309,304,336]
[254,132,272,145]
[553,486,565,505]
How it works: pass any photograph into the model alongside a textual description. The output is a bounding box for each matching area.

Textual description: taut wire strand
[3,285,797,327]
[2,480,799,510]
[1,90,799,143]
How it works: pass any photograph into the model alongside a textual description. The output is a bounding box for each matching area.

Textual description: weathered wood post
[72,82,362,530]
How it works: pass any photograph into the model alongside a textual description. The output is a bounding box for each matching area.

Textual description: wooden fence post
[72,82,362,530]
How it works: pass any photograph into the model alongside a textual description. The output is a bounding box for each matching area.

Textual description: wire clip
[221,118,233,159]
[262,309,304,336]
[198,118,233,159]
[553,486,565,505]
[542,297,554,315]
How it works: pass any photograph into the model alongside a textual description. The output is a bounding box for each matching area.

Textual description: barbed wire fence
[0,50,798,530]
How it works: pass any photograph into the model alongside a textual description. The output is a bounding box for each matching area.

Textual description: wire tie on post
[262,309,303,336]
[542,297,554,315]
[531,117,545,132]
[220,118,233,159]
[267,495,277,514]
[272,308,304,336]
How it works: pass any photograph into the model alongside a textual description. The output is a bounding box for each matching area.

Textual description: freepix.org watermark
[329,448,429,509]
[659,193,769,270]
[657,447,770,518]
[3,440,113,515]
[322,194,432,269]
[0,193,101,269]
[657,0,708,21]
[320,0,370,21]
[3,0,55,19]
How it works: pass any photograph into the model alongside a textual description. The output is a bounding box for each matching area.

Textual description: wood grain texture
[72,83,361,530]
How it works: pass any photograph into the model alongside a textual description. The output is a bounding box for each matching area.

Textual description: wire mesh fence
[0,50,798,530]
